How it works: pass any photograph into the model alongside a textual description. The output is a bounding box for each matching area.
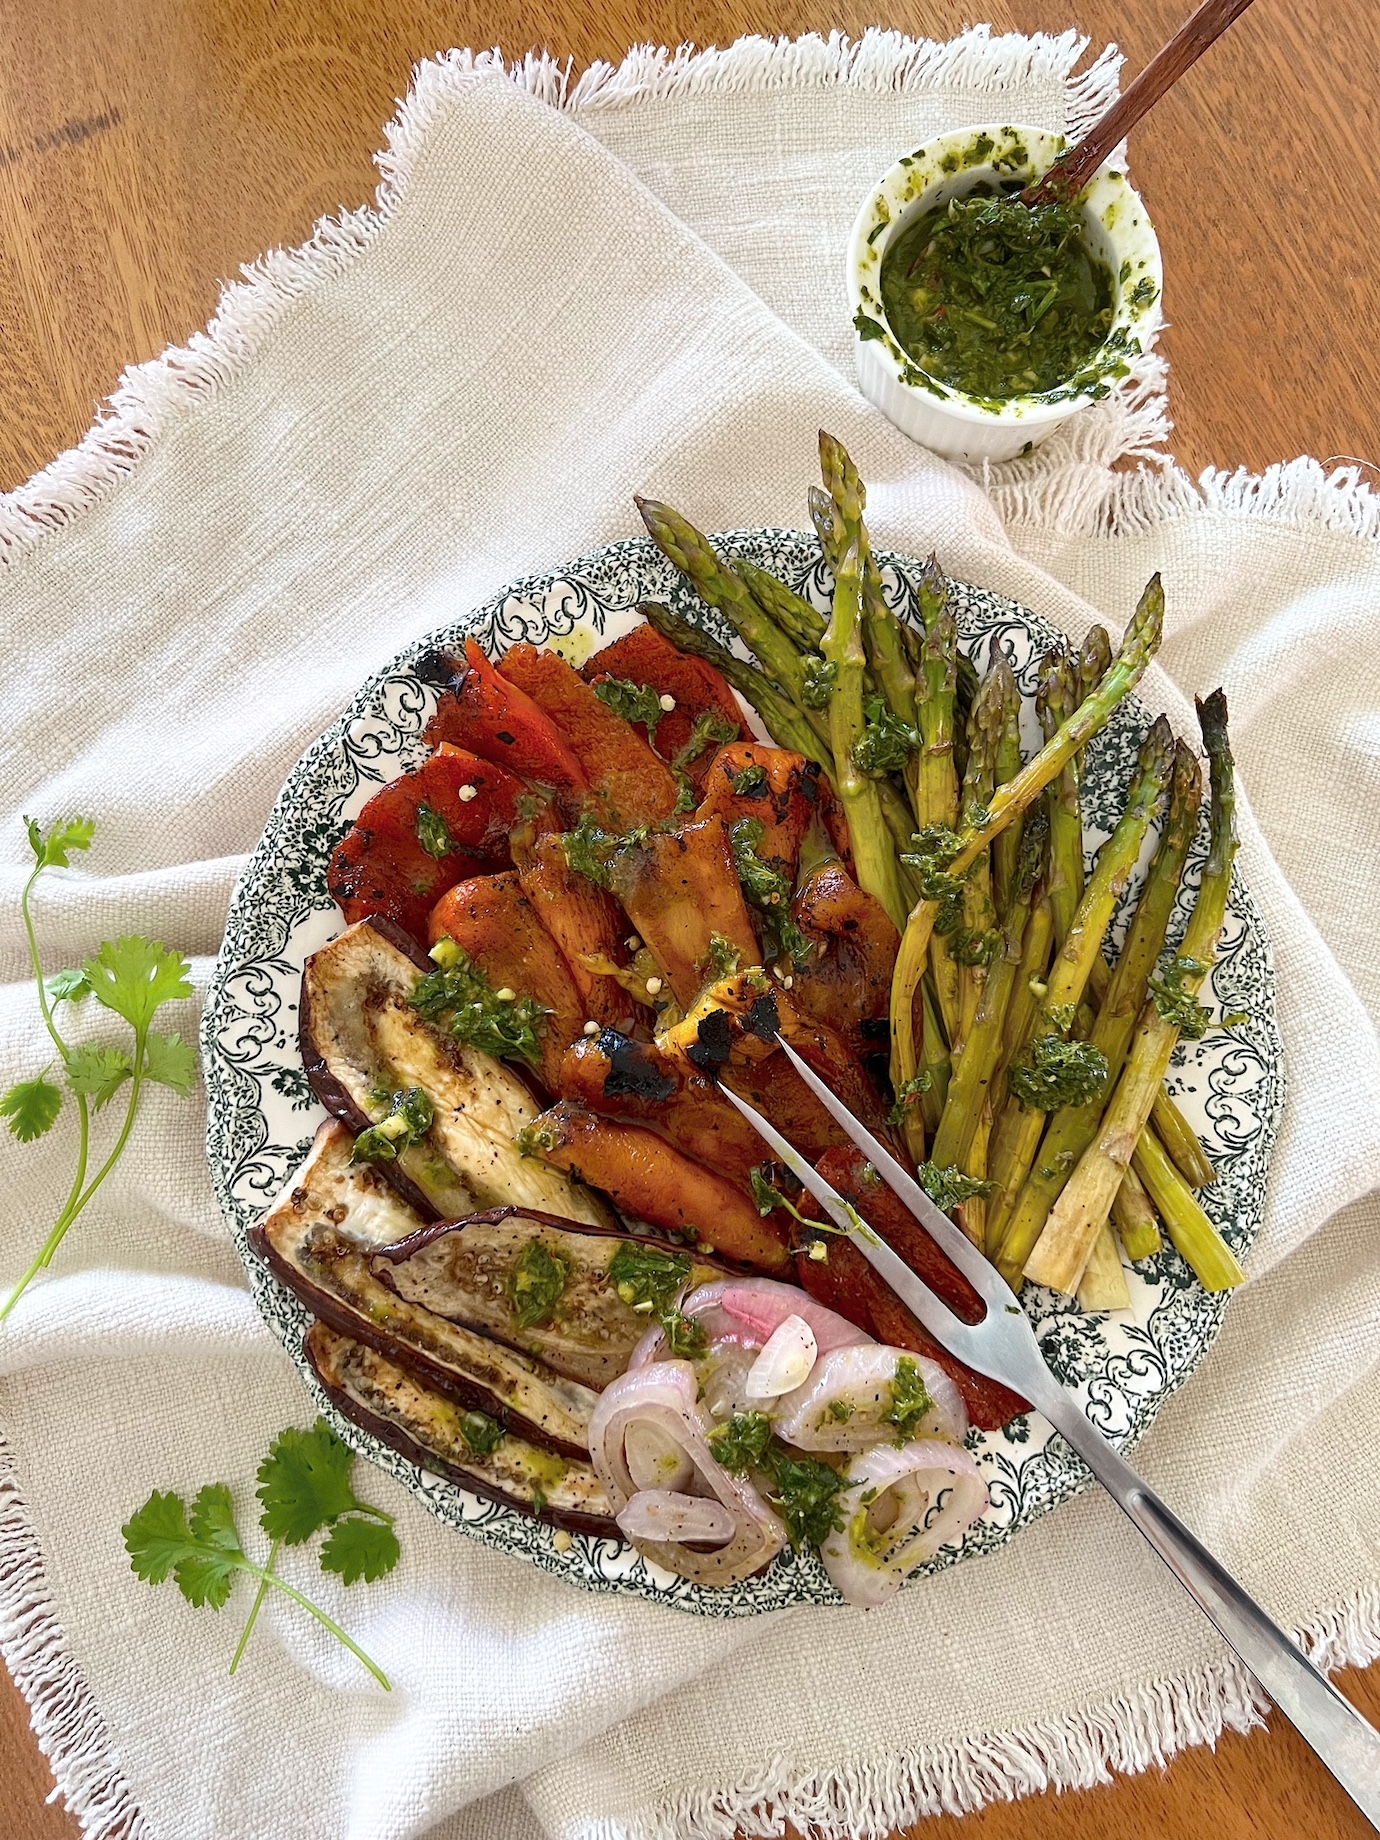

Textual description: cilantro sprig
[123,1419,399,1688]
[2,818,196,1323]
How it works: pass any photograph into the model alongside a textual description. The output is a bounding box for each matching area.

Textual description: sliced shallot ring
[624,1420,695,1494]
[773,1345,968,1452]
[820,1438,988,1610]
[630,1276,872,1368]
[588,1360,786,1586]
[745,1314,818,1399]
[616,1490,736,1547]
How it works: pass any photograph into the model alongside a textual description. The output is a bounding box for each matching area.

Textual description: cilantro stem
[230,1536,280,1676]
[19,864,92,1241]
[247,1563,391,1690]
[1,1027,146,1319]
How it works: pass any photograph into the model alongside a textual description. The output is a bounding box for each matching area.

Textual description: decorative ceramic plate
[202,531,1284,1616]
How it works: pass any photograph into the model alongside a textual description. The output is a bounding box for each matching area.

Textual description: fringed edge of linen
[0,1432,147,1839]
[0,25,1117,570]
[568,1588,1380,1839]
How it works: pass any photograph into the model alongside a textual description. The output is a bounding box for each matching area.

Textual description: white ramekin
[847,124,1162,464]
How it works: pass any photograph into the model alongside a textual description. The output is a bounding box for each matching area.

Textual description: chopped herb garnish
[415,803,456,860]
[827,1399,854,1423]
[559,811,649,890]
[730,763,770,798]
[801,654,839,709]
[607,1243,707,1357]
[710,1414,849,1549]
[412,941,549,1065]
[886,1356,934,1442]
[728,817,811,965]
[917,1161,997,1212]
[708,1411,774,1472]
[458,1411,507,1456]
[508,1239,569,1330]
[887,1069,932,1129]
[1148,956,1214,1039]
[351,1086,434,1165]
[704,933,742,978]
[1006,1034,1109,1110]
[592,676,667,745]
[852,697,920,778]
[661,1311,709,1358]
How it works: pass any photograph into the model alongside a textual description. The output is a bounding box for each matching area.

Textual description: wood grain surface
[1,3,1377,1837]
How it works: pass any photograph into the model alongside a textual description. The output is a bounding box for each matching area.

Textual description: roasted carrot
[556,1031,767,1187]
[498,643,679,826]
[520,1102,790,1272]
[512,829,629,1029]
[580,623,742,795]
[790,860,899,1065]
[426,638,588,800]
[605,819,759,1006]
[328,747,524,943]
[696,742,827,886]
[426,872,586,1092]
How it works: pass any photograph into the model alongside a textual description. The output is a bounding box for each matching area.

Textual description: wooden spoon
[1022,0,1259,206]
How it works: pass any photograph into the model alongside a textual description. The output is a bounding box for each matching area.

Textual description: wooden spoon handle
[1022,0,1259,205]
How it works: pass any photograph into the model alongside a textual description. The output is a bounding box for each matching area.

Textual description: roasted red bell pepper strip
[426,638,589,797]
[498,643,679,826]
[327,746,524,944]
[580,623,742,795]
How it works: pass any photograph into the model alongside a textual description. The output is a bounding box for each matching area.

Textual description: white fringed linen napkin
[2,33,1379,1840]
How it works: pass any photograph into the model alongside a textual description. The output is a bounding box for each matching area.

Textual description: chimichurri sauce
[879,182,1114,401]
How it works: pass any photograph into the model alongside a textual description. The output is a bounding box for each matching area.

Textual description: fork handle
[1030,1380,1380,1826]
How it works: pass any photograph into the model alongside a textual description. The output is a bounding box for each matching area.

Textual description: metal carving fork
[718,1034,1380,1827]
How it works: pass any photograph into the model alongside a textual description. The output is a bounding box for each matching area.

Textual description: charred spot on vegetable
[596,1030,677,1104]
[414,803,457,860]
[852,697,920,778]
[508,1239,570,1329]
[458,1410,507,1456]
[744,991,781,1043]
[351,1086,434,1166]
[411,947,549,1066]
[918,1161,997,1212]
[1149,956,1215,1039]
[685,1007,734,1073]
[1006,1034,1109,1110]
[886,1357,935,1443]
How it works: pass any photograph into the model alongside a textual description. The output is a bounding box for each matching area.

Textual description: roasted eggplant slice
[306,1324,617,1536]
[519,1101,790,1272]
[371,1209,723,1388]
[299,916,611,1225]
[252,1123,599,1457]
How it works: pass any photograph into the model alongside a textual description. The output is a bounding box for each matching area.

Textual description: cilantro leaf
[83,936,192,1031]
[46,968,91,1006]
[143,1031,198,1096]
[319,1517,401,1585]
[26,814,96,869]
[66,1044,134,1109]
[178,1484,246,1610]
[1,1074,63,1142]
[123,1489,194,1586]
[257,1420,360,1544]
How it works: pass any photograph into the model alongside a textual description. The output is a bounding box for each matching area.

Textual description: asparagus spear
[952,658,1004,1052]
[984,716,1176,1252]
[1025,689,1240,1295]
[888,575,1165,1109]
[1037,647,1085,948]
[1076,1222,1131,1312]
[818,528,907,932]
[636,497,815,709]
[1112,1162,1163,1262]
[991,639,1025,919]
[930,806,1047,1177]
[1077,624,1113,699]
[1132,1126,1244,1290]
[1148,1086,1217,1186]
[818,432,917,726]
[912,562,964,1041]
[735,559,826,653]
[992,740,1201,1286]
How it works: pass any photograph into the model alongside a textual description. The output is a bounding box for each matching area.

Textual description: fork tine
[769,1034,1018,1305]
[714,1079,981,1357]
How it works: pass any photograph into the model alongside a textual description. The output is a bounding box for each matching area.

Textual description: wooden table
[2,3,1377,1836]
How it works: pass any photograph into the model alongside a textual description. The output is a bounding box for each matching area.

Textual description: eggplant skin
[306,1324,618,1538]
[371,1208,726,1389]
[298,915,611,1228]
[251,1122,598,1460]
